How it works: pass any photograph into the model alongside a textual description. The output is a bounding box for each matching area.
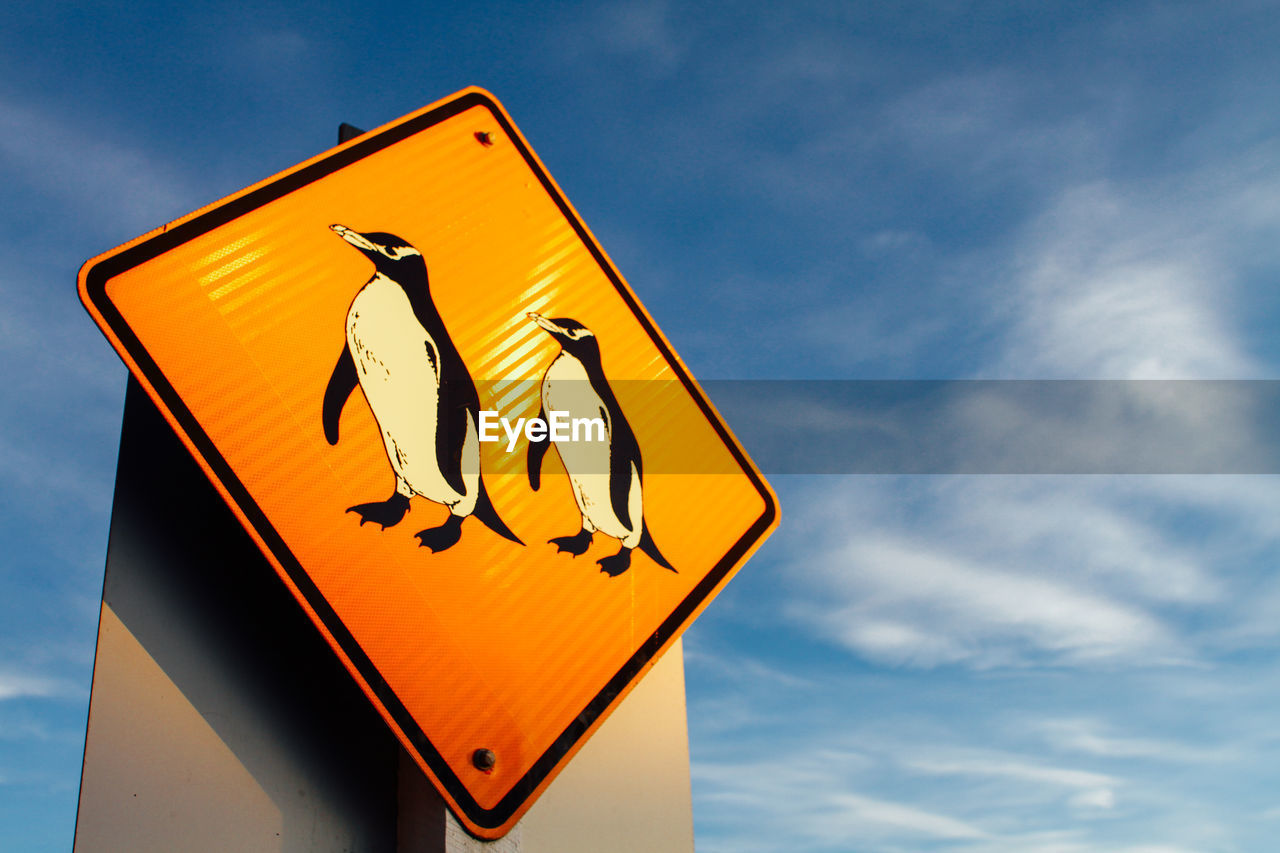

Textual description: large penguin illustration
[526,313,673,577]
[321,224,522,552]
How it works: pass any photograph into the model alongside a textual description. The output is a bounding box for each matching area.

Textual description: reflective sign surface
[79,87,777,838]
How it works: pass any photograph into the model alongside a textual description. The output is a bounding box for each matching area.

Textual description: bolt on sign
[78,87,778,839]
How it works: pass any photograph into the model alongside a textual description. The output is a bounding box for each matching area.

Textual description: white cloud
[907,755,1118,790]
[935,479,1218,603]
[0,425,115,522]
[826,791,989,840]
[778,118,1280,667]
[960,842,1205,853]
[694,755,989,851]
[0,96,198,236]
[683,643,817,690]
[995,181,1255,380]
[783,466,1280,670]
[0,671,72,702]
[1068,788,1116,810]
[785,478,1205,669]
[0,244,126,560]
[803,540,1174,666]
[1039,719,1230,764]
[883,69,1108,188]
[0,717,58,742]
[0,100,196,573]
[692,733,1224,853]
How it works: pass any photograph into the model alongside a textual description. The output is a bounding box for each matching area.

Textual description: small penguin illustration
[322,224,522,552]
[526,313,673,577]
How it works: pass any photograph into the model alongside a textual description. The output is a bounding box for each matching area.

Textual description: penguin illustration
[321,224,522,552]
[526,313,673,577]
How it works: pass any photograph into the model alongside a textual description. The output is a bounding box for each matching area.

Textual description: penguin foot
[597,548,633,577]
[416,514,464,553]
[347,493,411,529]
[549,529,593,556]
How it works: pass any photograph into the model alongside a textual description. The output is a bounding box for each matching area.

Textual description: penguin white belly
[346,274,465,506]
[542,353,637,543]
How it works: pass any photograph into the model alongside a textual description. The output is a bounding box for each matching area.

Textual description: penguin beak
[527,312,563,336]
[330,224,377,252]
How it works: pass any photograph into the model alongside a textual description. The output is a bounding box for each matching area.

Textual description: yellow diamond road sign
[78,87,778,839]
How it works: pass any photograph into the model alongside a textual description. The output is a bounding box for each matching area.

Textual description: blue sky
[6,1,1280,850]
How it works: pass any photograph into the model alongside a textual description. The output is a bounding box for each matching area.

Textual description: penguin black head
[330,224,424,278]
[528,313,601,362]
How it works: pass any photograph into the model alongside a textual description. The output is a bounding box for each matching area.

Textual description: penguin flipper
[527,404,550,491]
[435,379,469,499]
[322,346,358,445]
[608,425,640,532]
[473,484,524,545]
[639,523,675,572]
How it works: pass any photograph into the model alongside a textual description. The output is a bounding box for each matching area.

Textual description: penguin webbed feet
[597,547,633,577]
[415,514,464,553]
[347,493,411,530]
[549,528,593,556]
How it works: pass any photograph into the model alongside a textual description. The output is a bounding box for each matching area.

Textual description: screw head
[472,748,496,772]
[475,131,494,147]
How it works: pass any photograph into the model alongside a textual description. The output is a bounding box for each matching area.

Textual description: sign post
[76,87,777,841]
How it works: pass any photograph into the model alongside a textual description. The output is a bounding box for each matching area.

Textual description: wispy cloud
[0,247,125,569]
[881,68,1110,191]
[690,726,1226,853]
[556,0,688,76]
[237,29,312,66]
[958,841,1207,853]
[683,642,818,690]
[774,72,1280,668]
[781,476,1226,669]
[0,671,74,702]
[0,93,204,572]
[1038,718,1231,764]
[906,750,1122,817]
[906,755,1118,791]
[694,754,989,852]
[217,27,332,98]
[825,791,989,840]
[0,95,199,237]
[796,534,1179,667]
[994,179,1258,380]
